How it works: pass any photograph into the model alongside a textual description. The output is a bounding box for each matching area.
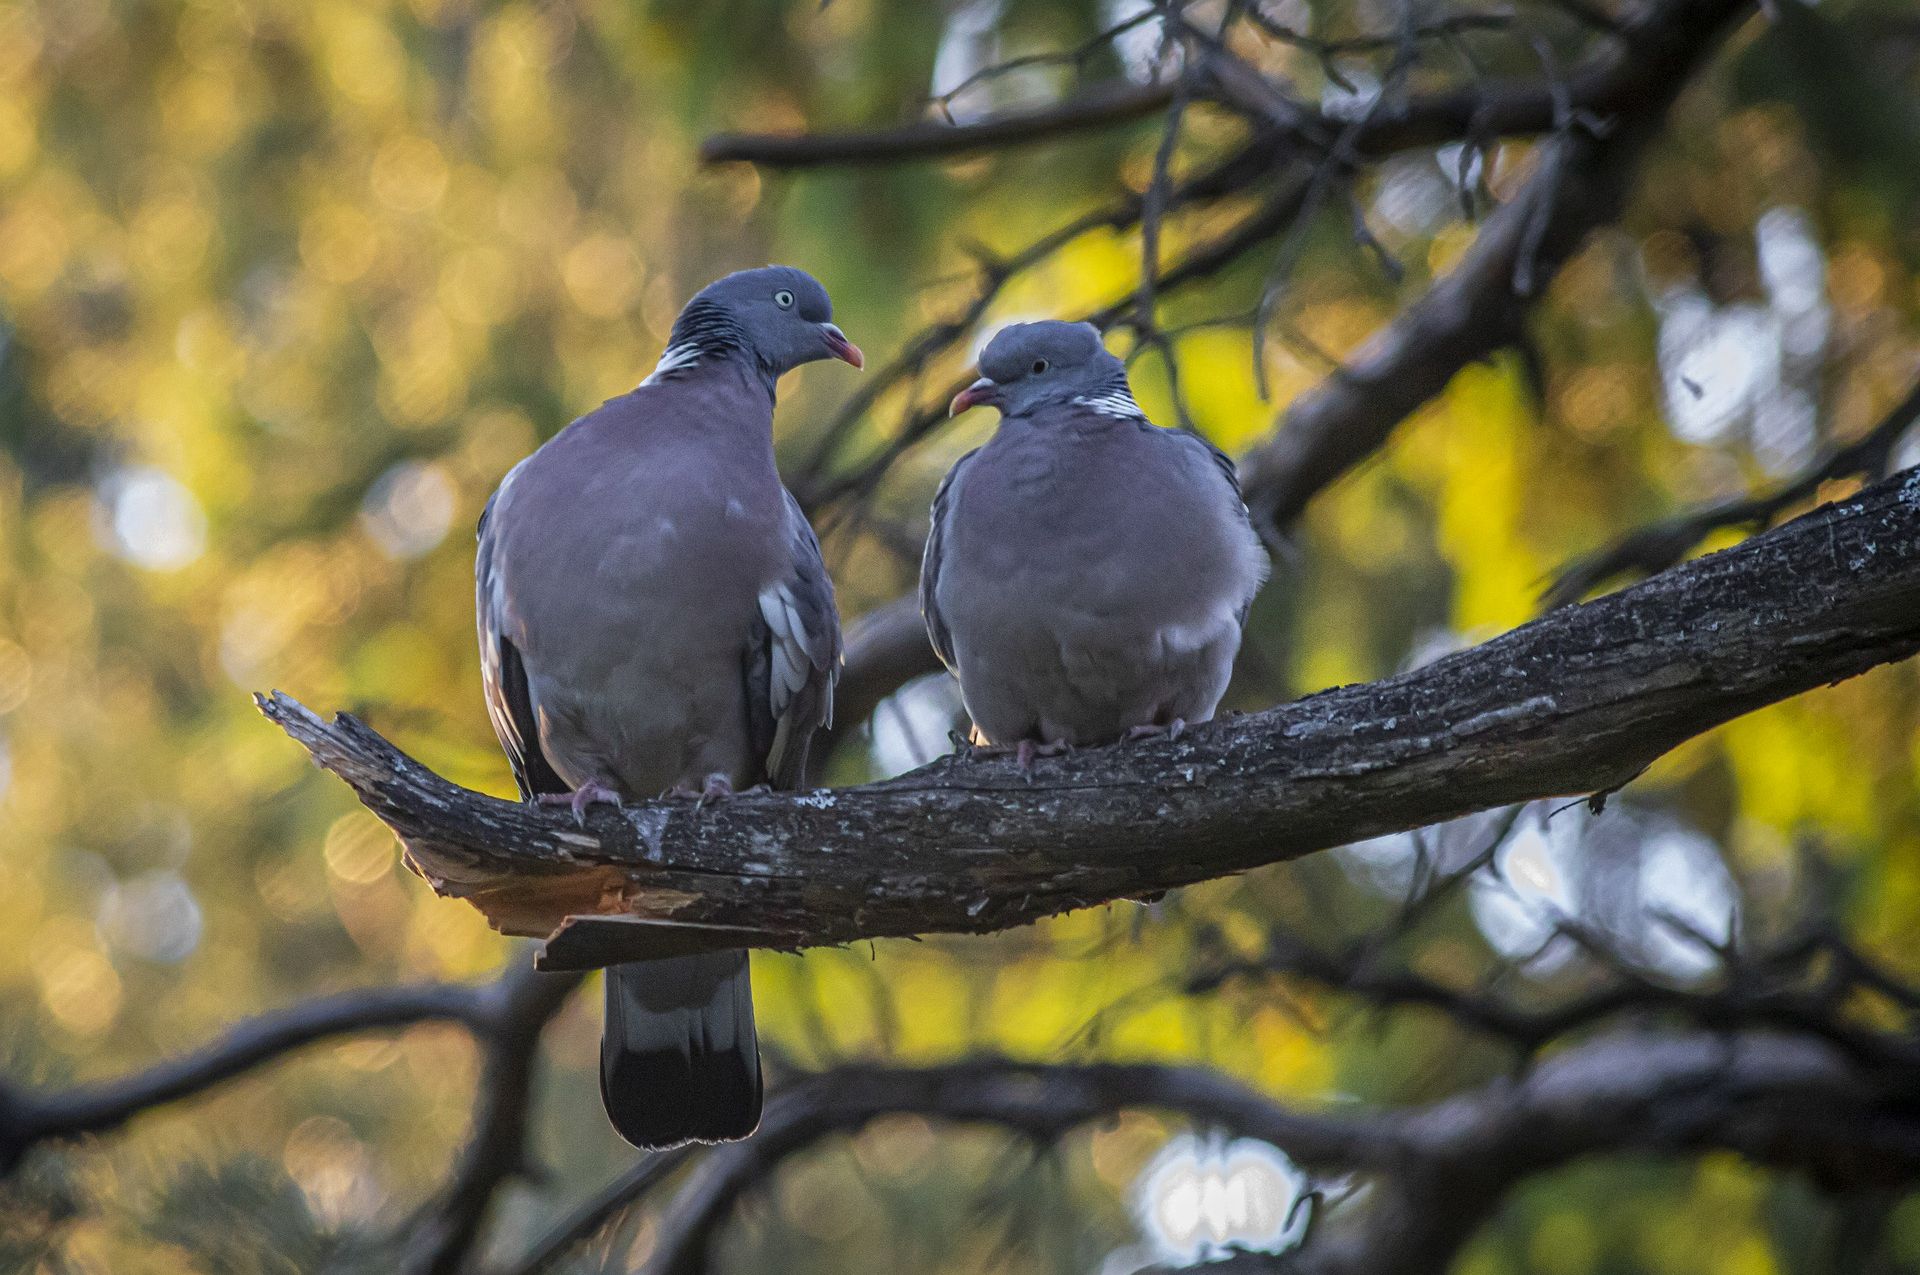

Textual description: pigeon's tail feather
[600,954,762,1150]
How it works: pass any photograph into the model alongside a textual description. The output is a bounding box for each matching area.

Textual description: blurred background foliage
[0,0,1918,1270]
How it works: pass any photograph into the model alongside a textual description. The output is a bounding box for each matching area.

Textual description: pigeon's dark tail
[600,953,762,1150]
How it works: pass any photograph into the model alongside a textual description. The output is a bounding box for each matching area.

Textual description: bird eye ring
[1031,359,1050,374]
[774,289,795,309]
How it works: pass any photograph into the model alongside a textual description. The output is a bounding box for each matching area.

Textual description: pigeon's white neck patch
[1071,388,1148,420]
[640,342,701,386]
[643,297,760,389]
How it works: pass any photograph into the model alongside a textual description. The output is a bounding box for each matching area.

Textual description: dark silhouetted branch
[400,966,585,1275]
[520,1033,1920,1275]
[508,1145,700,1275]
[780,0,1761,750]
[641,1059,1405,1275]
[1239,0,1758,532]
[1200,925,1920,1069]
[777,0,1753,521]
[1544,377,1920,609]
[260,467,1920,967]
[0,981,495,1174]
[704,18,1690,175]
[0,964,586,1275]
[702,80,1179,168]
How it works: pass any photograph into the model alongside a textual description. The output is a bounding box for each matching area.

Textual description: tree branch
[1238,0,1758,532]
[783,0,1761,751]
[259,466,1920,967]
[639,1061,1401,1275]
[1543,376,1920,608]
[0,965,585,1275]
[0,981,496,1173]
[399,966,584,1275]
[519,1032,1920,1275]
[507,1144,700,1275]
[1200,923,1920,1070]
[703,80,1179,168]
[701,8,1705,175]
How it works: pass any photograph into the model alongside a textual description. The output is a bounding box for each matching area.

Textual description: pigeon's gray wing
[918,448,977,672]
[476,487,567,799]
[1166,426,1263,623]
[744,488,842,790]
[1168,425,1247,513]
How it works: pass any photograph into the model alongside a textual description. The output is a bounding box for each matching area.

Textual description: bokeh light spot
[93,466,208,572]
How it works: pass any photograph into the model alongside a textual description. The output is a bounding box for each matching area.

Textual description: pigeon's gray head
[664,265,863,380]
[950,320,1137,419]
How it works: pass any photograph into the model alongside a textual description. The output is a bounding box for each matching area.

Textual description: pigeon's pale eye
[773,290,795,309]
[1031,359,1049,375]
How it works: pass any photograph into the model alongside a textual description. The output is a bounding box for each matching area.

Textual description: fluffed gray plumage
[922,320,1266,751]
[476,266,854,1149]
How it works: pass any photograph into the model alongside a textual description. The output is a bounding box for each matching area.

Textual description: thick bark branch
[260,468,1920,968]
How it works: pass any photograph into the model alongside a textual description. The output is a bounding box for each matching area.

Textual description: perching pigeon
[476,266,857,1149]
[922,321,1266,764]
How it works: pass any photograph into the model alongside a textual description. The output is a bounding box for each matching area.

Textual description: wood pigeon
[476,266,857,1148]
[921,320,1267,765]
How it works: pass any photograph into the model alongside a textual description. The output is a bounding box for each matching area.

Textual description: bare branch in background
[702,81,1180,169]
[507,1031,1920,1275]
[1543,376,1920,608]
[0,982,498,1173]
[779,0,1750,514]
[0,964,585,1275]
[399,966,584,1275]
[507,1144,700,1275]
[1197,922,1920,1069]
[1239,0,1758,533]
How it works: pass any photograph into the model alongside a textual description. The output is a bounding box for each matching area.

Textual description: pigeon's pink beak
[949,376,998,416]
[821,324,864,369]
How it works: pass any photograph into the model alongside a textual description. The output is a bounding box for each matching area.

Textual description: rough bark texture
[259,467,1920,969]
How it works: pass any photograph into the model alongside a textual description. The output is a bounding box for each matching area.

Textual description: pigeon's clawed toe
[1125,718,1187,744]
[536,781,622,827]
[697,772,735,809]
[1014,739,1071,777]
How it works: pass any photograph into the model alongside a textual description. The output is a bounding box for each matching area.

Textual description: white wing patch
[758,583,815,722]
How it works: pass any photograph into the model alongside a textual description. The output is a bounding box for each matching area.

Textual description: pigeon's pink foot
[1125,718,1187,744]
[1014,738,1070,777]
[537,781,622,827]
[695,772,734,810]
